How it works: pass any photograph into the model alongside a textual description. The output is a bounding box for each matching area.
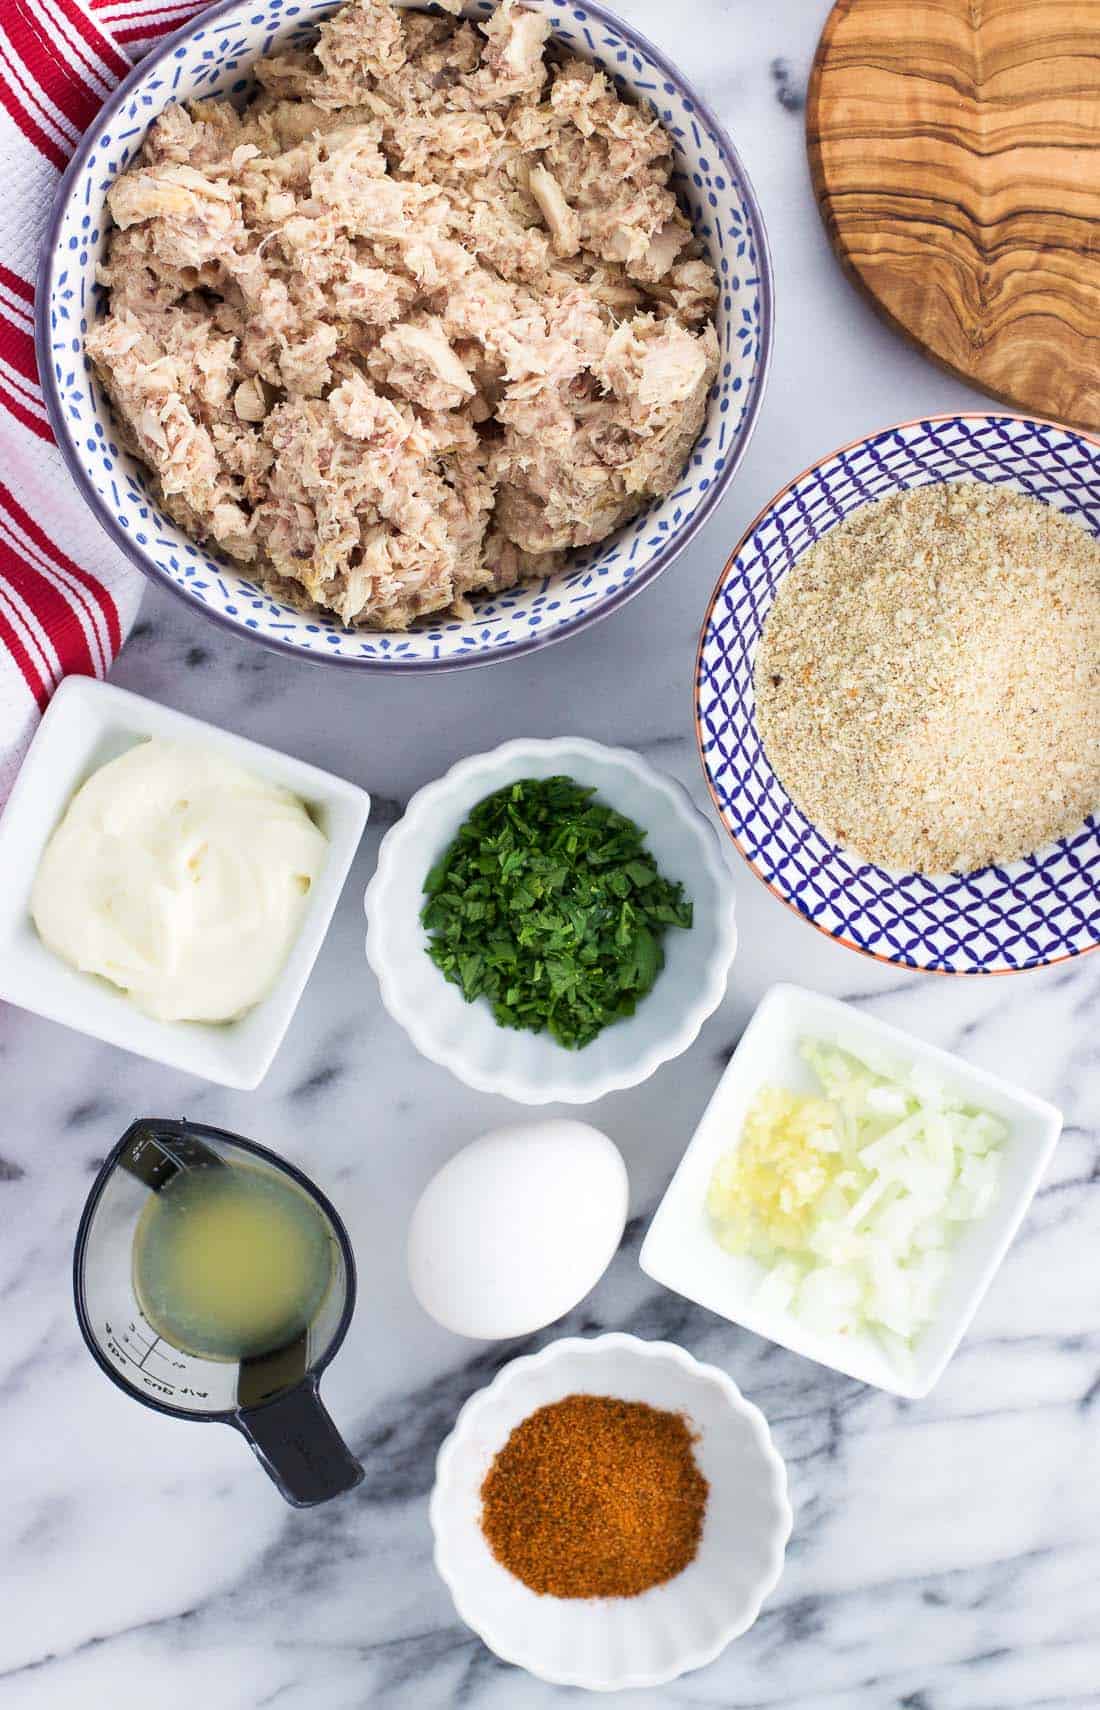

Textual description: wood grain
[807,0,1100,429]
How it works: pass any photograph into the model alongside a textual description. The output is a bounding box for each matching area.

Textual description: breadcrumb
[755,482,1100,874]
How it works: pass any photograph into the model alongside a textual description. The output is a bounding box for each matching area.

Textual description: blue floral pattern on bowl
[37,0,771,672]
[696,413,1100,974]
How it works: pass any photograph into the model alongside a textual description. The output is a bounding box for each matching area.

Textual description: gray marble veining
[1,2,1098,1706]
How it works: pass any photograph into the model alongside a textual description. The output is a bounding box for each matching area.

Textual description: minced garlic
[706,1085,839,1260]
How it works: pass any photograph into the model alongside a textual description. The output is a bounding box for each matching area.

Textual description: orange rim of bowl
[693,408,1100,976]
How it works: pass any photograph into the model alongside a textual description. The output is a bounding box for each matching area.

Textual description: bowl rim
[363,735,738,1103]
[694,408,1100,976]
[428,1331,792,1690]
[35,0,774,674]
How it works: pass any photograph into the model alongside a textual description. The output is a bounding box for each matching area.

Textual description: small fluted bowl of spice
[696,413,1100,972]
[430,1333,791,1691]
[364,738,737,1103]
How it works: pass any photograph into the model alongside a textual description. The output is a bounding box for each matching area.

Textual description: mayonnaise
[31,739,328,1023]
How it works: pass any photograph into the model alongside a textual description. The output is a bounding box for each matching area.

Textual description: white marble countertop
[3,2,1098,1705]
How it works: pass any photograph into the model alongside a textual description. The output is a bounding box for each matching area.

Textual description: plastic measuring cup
[74,1118,364,1507]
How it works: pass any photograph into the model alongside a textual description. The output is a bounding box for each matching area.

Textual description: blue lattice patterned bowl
[37,0,771,671]
[696,413,1100,974]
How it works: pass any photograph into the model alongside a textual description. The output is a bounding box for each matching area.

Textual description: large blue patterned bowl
[696,414,1100,974]
[37,0,771,671]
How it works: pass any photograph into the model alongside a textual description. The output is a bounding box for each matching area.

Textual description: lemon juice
[133,1162,334,1362]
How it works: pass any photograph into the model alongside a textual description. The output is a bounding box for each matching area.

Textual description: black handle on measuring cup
[236,1377,364,1507]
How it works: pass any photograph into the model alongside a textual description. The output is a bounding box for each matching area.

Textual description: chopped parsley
[421,776,693,1050]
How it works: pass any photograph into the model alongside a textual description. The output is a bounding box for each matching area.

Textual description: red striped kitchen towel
[0,0,207,802]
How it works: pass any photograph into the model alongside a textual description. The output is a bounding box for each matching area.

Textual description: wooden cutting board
[807,0,1100,431]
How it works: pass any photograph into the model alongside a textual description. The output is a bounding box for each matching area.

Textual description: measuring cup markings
[104,1322,201,1400]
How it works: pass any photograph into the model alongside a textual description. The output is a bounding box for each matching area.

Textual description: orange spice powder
[479,1393,708,1599]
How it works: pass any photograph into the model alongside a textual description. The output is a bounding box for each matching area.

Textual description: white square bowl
[639,984,1063,1397]
[0,678,369,1088]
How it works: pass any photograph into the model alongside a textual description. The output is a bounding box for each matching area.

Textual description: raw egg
[407,1121,628,1339]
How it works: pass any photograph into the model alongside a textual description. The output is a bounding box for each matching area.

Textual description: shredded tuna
[87,0,719,629]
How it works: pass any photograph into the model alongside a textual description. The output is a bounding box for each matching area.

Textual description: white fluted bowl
[430,1334,791,1690]
[364,739,737,1103]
